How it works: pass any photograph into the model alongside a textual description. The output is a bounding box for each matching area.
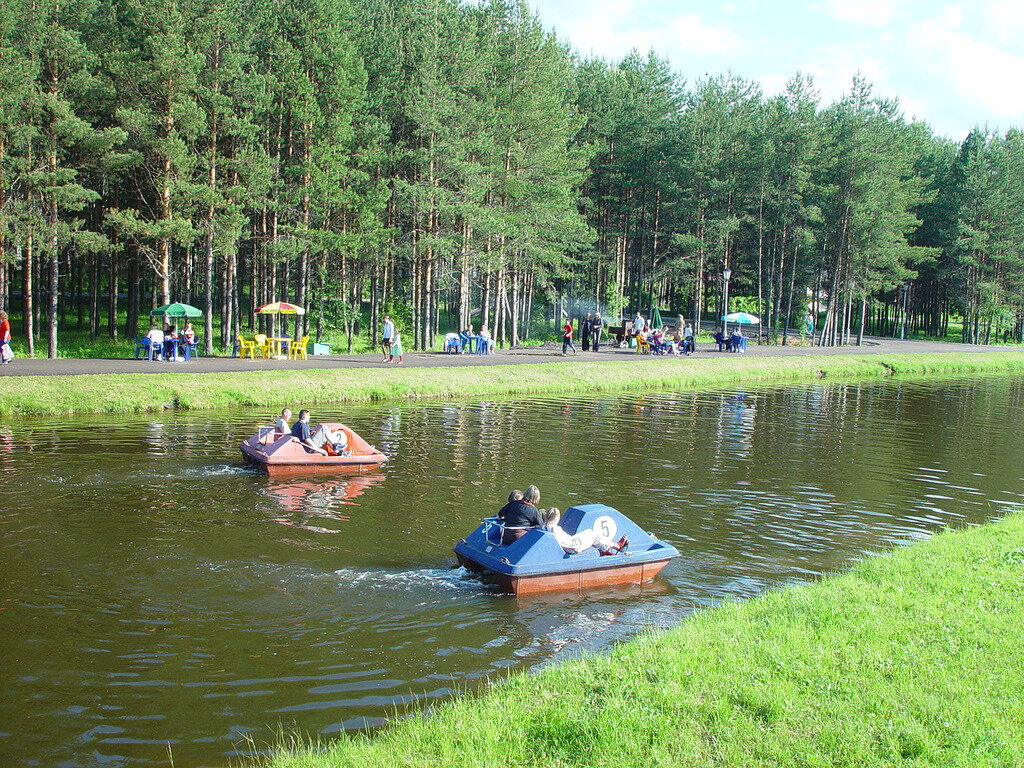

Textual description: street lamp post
[900,282,909,340]
[722,268,732,332]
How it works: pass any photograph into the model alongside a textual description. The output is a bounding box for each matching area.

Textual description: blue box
[311,342,330,355]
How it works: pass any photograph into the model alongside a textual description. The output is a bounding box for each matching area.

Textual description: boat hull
[457,551,674,595]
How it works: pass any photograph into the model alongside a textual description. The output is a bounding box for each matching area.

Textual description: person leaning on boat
[543,508,627,555]
[290,410,348,456]
[497,485,544,544]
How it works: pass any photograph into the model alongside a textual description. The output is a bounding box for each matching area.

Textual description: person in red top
[0,310,11,365]
[562,319,577,355]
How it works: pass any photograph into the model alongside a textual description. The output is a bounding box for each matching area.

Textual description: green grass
[5,351,1024,417]
[265,513,1024,768]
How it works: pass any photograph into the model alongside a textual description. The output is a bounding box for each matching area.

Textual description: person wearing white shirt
[145,325,164,360]
[275,408,292,434]
[381,315,395,362]
[542,508,627,555]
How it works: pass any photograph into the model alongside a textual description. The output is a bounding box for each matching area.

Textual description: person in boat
[543,508,627,555]
[275,408,292,434]
[497,484,543,544]
[290,410,348,456]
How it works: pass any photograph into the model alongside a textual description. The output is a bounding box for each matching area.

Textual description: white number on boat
[594,515,616,541]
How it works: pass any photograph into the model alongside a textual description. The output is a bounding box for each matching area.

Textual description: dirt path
[0,337,1007,377]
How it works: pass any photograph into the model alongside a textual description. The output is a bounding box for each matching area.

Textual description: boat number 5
[594,515,616,541]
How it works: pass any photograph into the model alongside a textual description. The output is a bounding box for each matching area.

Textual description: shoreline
[267,512,1024,767]
[3,349,1024,417]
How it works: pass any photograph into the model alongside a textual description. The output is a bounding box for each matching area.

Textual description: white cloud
[824,0,896,27]
[982,0,1024,43]
[553,7,745,62]
[907,16,1024,123]
[664,13,745,55]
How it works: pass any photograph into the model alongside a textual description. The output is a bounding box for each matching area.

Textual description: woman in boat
[543,508,627,555]
[497,485,543,544]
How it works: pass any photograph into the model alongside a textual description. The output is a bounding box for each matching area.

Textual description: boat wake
[333,565,479,592]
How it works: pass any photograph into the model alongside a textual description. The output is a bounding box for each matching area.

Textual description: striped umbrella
[257,301,306,315]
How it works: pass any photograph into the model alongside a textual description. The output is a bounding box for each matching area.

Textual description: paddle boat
[454,503,679,595]
[240,422,387,476]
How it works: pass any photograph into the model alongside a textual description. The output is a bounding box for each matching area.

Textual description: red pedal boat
[241,422,388,476]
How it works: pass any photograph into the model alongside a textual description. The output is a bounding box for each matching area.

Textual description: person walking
[562,319,577,355]
[381,315,395,362]
[390,329,404,363]
[0,311,12,365]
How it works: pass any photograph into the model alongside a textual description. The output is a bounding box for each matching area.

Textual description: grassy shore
[4,350,1024,417]
[267,513,1024,768]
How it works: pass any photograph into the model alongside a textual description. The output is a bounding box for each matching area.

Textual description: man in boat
[497,485,544,545]
[290,410,348,456]
[275,408,292,434]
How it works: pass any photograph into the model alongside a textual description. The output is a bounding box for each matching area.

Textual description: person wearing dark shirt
[290,409,347,455]
[497,484,543,544]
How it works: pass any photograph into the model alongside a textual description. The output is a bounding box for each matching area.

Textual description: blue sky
[525,0,1024,140]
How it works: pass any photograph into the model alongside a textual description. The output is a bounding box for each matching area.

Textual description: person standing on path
[390,329,404,363]
[581,312,592,352]
[562,319,577,355]
[381,315,395,362]
[591,313,603,352]
[0,311,11,365]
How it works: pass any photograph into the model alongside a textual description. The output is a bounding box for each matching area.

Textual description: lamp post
[900,282,909,340]
[722,268,732,332]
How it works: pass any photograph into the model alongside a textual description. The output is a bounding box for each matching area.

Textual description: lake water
[2,375,1023,767]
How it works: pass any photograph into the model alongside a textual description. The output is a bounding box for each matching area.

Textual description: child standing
[390,329,404,363]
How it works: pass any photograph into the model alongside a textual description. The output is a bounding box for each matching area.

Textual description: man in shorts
[290,410,348,455]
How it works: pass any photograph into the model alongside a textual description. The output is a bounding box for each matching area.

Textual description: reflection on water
[264,474,387,533]
[2,376,1024,767]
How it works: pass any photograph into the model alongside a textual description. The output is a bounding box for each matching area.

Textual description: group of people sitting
[145,321,197,360]
[495,485,628,555]
[624,312,694,356]
[274,408,350,456]
[713,327,747,352]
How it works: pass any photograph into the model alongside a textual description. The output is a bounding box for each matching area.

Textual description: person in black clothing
[497,484,543,544]
[582,312,592,351]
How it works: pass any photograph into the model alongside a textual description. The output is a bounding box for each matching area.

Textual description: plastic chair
[636,338,652,355]
[253,334,271,358]
[444,333,462,353]
[288,335,309,360]
[183,337,200,361]
[134,337,150,359]
[236,335,258,359]
[459,331,473,354]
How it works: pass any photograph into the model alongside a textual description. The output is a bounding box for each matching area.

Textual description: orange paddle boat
[241,422,388,476]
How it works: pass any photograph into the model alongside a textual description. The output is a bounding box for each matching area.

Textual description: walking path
[0,337,1009,377]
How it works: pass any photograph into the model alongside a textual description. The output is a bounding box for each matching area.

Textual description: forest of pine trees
[2,0,1023,357]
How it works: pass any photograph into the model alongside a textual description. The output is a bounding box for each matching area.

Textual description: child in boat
[543,508,627,555]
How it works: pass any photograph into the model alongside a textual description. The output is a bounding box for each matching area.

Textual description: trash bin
[311,342,330,355]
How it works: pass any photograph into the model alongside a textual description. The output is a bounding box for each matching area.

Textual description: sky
[524,0,1024,141]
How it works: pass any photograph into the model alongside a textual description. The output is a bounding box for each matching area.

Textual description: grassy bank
[4,351,1024,417]
[267,514,1024,768]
